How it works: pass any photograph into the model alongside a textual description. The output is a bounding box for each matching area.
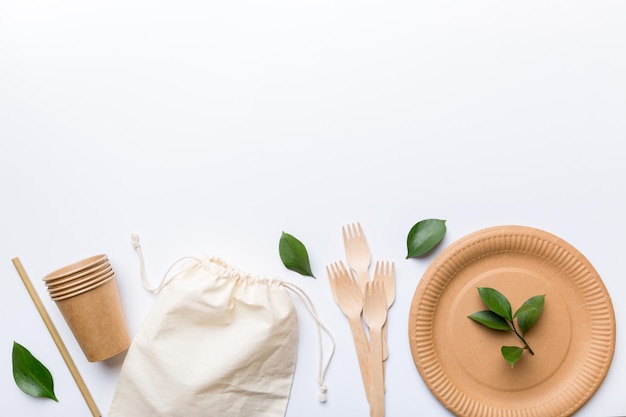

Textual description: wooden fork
[342,222,372,295]
[326,261,371,403]
[363,281,387,417]
[372,261,395,361]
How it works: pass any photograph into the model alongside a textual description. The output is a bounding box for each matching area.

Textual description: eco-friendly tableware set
[11,224,616,417]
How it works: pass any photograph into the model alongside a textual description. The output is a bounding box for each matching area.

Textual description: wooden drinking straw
[12,257,101,417]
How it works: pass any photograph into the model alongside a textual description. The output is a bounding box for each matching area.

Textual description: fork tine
[388,262,396,299]
[328,261,351,282]
[373,261,383,281]
[373,261,395,302]
[342,225,349,242]
[329,262,337,276]
[333,262,354,287]
[356,222,364,238]
[328,262,340,278]
[327,262,352,309]
[382,261,389,279]
[343,224,351,241]
[326,264,341,304]
[342,222,362,241]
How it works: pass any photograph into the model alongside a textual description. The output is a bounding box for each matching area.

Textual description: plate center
[447,266,572,392]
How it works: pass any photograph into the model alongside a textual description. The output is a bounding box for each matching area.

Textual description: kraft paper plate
[408,225,615,417]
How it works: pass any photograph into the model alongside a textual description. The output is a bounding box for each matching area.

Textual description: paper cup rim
[48,270,114,296]
[45,264,113,289]
[43,254,108,281]
[44,260,110,285]
[51,276,114,301]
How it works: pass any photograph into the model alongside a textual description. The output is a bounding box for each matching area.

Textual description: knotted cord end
[318,384,327,403]
[131,233,140,249]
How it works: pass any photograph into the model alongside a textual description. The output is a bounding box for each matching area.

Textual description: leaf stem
[507,320,535,355]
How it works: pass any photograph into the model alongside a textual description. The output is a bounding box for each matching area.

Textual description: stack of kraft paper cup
[43,254,130,362]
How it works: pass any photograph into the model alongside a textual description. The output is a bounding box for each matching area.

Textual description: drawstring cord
[130,233,336,402]
[131,233,163,293]
[131,233,198,294]
[282,281,336,403]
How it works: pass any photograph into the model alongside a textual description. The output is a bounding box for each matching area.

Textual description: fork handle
[382,322,389,360]
[369,328,385,417]
[348,316,371,404]
[355,268,370,295]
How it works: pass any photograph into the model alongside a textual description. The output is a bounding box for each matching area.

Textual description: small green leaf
[477,287,513,321]
[515,295,545,335]
[468,310,512,331]
[279,231,315,278]
[501,345,524,368]
[513,304,537,318]
[406,219,446,258]
[12,341,58,402]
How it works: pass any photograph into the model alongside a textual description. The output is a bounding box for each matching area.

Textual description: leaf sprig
[468,287,545,367]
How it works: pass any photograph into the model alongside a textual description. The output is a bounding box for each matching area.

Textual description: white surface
[1,1,625,416]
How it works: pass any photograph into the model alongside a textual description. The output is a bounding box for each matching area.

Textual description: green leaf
[468,310,512,331]
[406,219,446,258]
[513,304,537,317]
[515,294,545,335]
[279,231,315,278]
[477,287,513,321]
[12,341,58,402]
[501,345,524,368]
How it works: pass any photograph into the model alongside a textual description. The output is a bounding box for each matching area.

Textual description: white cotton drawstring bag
[109,235,334,417]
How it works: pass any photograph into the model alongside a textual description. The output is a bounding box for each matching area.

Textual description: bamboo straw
[12,257,101,417]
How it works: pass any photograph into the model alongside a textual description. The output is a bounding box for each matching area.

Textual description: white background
[1,1,625,416]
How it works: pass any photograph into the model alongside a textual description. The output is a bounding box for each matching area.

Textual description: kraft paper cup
[53,274,130,362]
[43,254,108,282]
